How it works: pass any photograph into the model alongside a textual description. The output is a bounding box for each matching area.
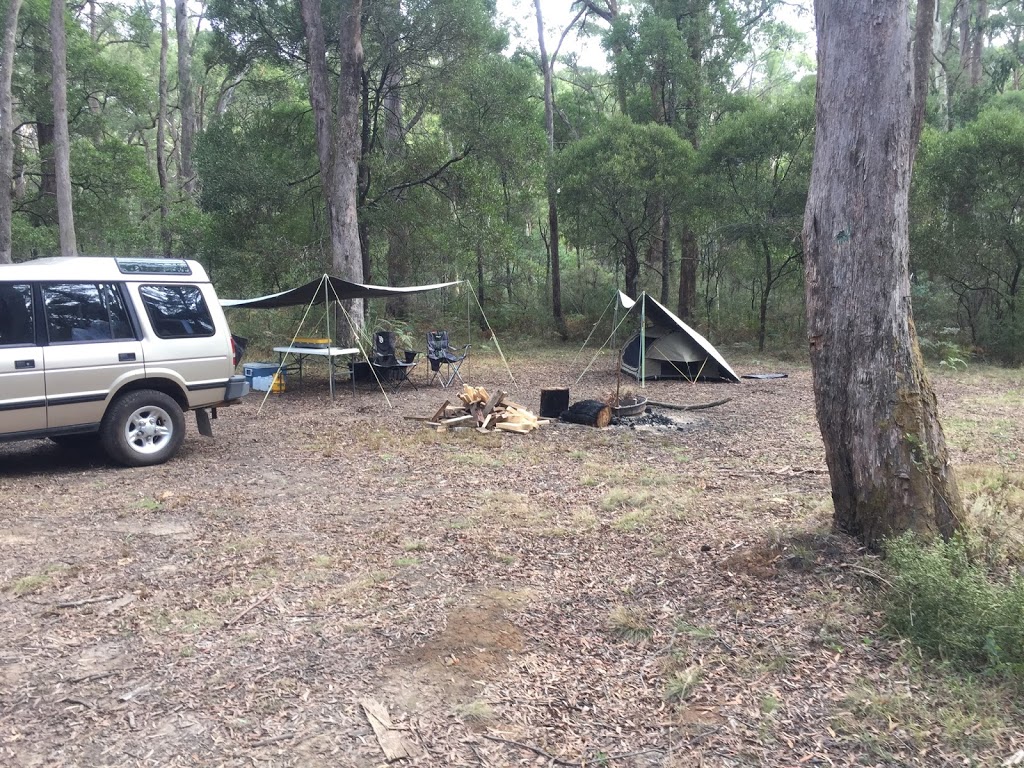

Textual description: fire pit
[611,395,648,418]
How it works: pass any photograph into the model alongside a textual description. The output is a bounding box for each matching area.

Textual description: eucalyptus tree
[0,0,158,257]
[803,0,962,549]
[533,0,585,340]
[0,0,23,263]
[557,116,693,298]
[699,91,813,350]
[912,102,1024,361]
[174,0,195,195]
[51,0,78,256]
[581,0,774,319]
[430,52,545,314]
[204,0,509,307]
[157,0,170,255]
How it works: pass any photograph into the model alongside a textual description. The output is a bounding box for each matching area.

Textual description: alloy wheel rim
[124,405,173,454]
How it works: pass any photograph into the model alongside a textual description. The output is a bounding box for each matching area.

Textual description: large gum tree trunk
[175,0,195,196]
[50,0,76,257]
[335,0,365,337]
[0,0,23,264]
[803,0,961,550]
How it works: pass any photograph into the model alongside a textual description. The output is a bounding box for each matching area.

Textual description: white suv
[0,256,249,466]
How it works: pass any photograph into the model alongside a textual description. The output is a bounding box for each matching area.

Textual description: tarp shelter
[220,275,462,309]
[618,291,740,383]
[221,274,468,406]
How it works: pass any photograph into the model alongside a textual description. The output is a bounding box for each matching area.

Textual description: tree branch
[365,147,471,208]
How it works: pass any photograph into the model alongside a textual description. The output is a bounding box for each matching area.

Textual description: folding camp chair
[371,330,418,391]
[426,330,470,388]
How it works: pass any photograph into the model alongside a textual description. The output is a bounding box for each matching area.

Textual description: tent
[618,291,740,383]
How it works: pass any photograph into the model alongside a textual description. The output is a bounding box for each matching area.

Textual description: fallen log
[560,399,612,428]
[646,397,732,411]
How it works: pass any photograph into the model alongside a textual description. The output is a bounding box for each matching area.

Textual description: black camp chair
[371,330,418,391]
[426,330,470,388]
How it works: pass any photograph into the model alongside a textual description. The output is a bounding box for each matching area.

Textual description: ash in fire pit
[611,408,695,431]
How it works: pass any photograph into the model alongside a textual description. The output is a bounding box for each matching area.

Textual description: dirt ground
[1,346,1022,767]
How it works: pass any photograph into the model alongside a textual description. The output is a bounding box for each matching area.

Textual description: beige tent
[618,292,740,383]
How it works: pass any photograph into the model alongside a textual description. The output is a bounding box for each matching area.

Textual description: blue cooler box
[244,362,285,392]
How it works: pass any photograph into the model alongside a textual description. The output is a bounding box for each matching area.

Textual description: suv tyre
[101,390,185,467]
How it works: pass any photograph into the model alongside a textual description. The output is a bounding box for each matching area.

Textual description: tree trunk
[756,238,775,352]
[335,0,365,338]
[299,0,336,250]
[534,0,567,341]
[50,0,76,257]
[677,225,698,320]
[659,206,671,305]
[476,240,485,309]
[175,0,195,196]
[157,0,171,256]
[803,0,961,550]
[624,238,639,299]
[383,22,411,317]
[0,0,23,264]
[970,0,987,88]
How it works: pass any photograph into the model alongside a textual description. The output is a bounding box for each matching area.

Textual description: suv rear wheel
[101,390,185,467]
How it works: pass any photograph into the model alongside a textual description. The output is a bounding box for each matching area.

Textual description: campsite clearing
[1,346,1022,767]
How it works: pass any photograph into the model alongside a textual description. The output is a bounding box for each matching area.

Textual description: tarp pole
[323,276,333,397]
[467,281,515,386]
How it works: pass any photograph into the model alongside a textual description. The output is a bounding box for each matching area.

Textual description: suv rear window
[43,283,135,343]
[0,283,34,346]
[139,284,215,339]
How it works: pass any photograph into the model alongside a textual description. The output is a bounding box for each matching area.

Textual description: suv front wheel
[101,390,185,467]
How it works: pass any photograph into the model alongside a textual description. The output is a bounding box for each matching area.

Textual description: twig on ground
[223,590,275,628]
[839,562,895,588]
[53,594,122,609]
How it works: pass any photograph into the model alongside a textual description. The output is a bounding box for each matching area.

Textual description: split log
[646,397,732,411]
[560,399,612,428]
[539,388,570,419]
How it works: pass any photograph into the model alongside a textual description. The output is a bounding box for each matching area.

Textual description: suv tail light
[230,334,248,367]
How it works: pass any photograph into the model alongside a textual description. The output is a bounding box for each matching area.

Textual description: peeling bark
[803,0,961,550]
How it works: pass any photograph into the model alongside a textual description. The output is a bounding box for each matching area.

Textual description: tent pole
[640,294,646,388]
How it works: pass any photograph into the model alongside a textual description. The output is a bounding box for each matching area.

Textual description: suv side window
[139,284,215,339]
[42,283,135,343]
[0,283,34,346]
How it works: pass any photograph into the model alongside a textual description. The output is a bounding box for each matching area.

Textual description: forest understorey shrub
[883,533,1024,678]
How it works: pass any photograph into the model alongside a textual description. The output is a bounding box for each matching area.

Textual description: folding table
[273,345,360,397]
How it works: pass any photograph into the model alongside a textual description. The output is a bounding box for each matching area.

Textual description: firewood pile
[422,385,548,434]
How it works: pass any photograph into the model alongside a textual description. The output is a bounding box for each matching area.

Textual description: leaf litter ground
[1,347,1022,767]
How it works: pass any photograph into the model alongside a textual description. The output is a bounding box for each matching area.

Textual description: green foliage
[912,106,1024,363]
[697,92,813,349]
[557,116,694,275]
[883,534,1024,676]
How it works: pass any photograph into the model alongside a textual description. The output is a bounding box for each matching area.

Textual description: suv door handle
[14,359,35,370]
[118,352,136,362]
